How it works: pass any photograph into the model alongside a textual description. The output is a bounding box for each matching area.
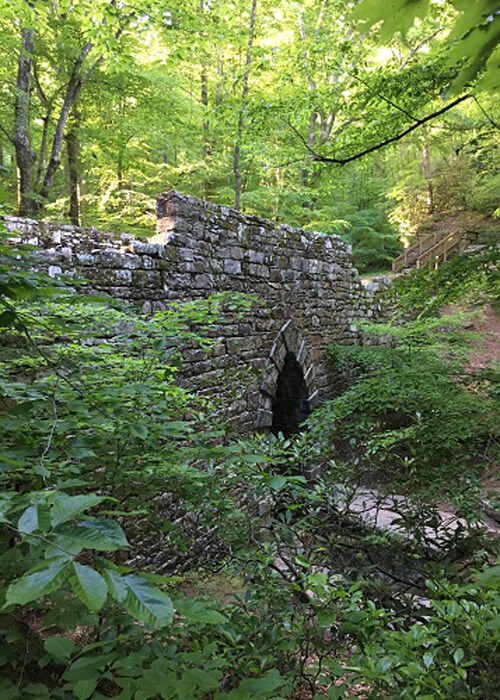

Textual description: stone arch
[255,320,319,430]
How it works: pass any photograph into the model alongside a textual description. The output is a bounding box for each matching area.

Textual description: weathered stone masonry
[3,190,378,432]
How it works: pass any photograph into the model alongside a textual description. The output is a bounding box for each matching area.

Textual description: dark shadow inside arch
[271,352,310,437]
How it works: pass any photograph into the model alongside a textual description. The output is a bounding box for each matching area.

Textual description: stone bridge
[3,191,377,434]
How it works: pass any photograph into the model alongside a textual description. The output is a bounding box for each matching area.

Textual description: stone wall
[2,190,378,431]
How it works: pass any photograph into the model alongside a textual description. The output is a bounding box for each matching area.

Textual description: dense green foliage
[2,222,500,698]
[0,0,499,270]
[353,0,500,94]
[385,245,500,317]
[1,0,500,696]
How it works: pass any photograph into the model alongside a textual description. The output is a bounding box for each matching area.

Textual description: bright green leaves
[4,557,69,606]
[101,568,175,627]
[2,487,173,628]
[352,0,500,94]
[447,4,500,94]
[351,0,430,42]
[4,556,174,627]
[69,563,107,612]
[102,567,127,602]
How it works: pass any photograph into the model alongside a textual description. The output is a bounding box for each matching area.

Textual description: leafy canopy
[352,0,500,93]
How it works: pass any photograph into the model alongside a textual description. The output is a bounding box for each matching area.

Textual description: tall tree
[14,28,36,215]
[233,0,257,211]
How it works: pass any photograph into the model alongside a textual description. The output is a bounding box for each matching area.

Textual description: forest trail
[442,303,500,369]
[463,304,500,370]
[444,303,500,527]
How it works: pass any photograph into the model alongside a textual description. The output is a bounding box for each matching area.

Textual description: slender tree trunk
[117,152,123,193]
[39,79,81,203]
[301,111,316,190]
[422,126,434,214]
[201,66,213,198]
[38,42,94,207]
[216,53,224,106]
[65,109,81,225]
[198,0,212,199]
[35,106,52,189]
[201,68,209,158]
[233,0,257,211]
[14,28,36,216]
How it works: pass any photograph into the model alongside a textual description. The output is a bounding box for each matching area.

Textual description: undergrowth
[1,229,500,698]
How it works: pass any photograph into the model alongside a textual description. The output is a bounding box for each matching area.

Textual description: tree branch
[0,122,14,145]
[32,58,48,105]
[473,95,500,133]
[308,94,471,165]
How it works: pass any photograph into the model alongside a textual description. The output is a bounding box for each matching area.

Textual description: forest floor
[460,303,500,369]
[441,302,500,527]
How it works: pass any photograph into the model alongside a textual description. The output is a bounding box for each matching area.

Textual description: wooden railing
[392,229,475,273]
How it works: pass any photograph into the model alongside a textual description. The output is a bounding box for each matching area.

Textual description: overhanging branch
[302,93,471,165]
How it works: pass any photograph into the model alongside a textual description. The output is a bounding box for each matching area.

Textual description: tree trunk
[65,109,81,226]
[301,111,316,190]
[233,0,257,211]
[14,28,36,216]
[35,107,52,189]
[38,42,94,207]
[201,66,213,198]
[39,79,81,204]
[422,126,434,214]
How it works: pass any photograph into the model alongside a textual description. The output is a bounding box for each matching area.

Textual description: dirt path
[460,304,500,369]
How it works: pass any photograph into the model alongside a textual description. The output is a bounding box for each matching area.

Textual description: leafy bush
[382,245,500,318]
[308,339,500,500]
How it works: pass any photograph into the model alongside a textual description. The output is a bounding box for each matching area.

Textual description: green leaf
[64,653,115,682]
[0,497,13,522]
[69,563,108,612]
[351,0,430,41]
[265,475,288,491]
[103,568,127,602]
[4,558,69,606]
[18,504,51,534]
[73,679,97,700]
[294,554,310,569]
[44,636,77,661]
[130,424,149,440]
[23,684,50,697]
[177,667,221,695]
[328,685,348,700]
[423,652,434,669]
[51,494,108,527]
[175,599,229,624]
[0,310,16,328]
[122,575,174,628]
[55,519,128,551]
[238,669,285,694]
[453,648,465,664]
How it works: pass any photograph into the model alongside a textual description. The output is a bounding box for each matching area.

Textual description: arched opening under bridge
[271,352,310,437]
